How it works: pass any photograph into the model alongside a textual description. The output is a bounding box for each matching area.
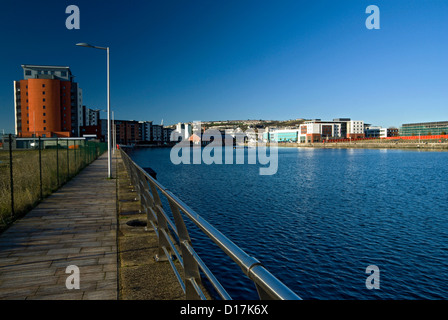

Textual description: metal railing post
[167,198,203,299]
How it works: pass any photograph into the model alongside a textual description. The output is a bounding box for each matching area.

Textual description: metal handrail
[119,148,301,300]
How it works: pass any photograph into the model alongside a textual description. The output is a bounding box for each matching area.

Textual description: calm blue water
[127,147,448,300]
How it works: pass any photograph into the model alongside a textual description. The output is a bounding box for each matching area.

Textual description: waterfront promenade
[0,153,118,300]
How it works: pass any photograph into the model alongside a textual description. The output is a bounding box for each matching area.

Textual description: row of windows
[25,70,67,77]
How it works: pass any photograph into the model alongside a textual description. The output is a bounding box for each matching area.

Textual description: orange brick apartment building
[14,65,83,138]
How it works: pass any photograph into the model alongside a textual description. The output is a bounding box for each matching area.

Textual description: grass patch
[0,141,106,232]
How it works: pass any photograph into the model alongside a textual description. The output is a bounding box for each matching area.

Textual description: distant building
[173,122,192,141]
[113,119,141,145]
[332,118,351,138]
[152,124,163,142]
[79,106,102,140]
[364,126,383,138]
[80,124,102,140]
[298,120,342,143]
[268,129,300,142]
[387,128,399,137]
[163,127,174,143]
[82,106,100,126]
[139,120,153,142]
[399,121,448,136]
[262,118,371,143]
[346,120,365,139]
[14,65,83,138]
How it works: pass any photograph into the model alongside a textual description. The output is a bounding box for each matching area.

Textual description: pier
[0,149,300,300]
[0,152,184,300]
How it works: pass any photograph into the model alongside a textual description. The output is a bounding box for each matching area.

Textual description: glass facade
[269,131,299,142]
[399,121,448,136]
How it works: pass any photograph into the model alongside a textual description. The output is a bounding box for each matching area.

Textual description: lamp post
[76,43,111,178]
[100,109,115,154]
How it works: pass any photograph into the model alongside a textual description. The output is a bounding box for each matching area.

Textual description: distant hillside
[202,119,306,131]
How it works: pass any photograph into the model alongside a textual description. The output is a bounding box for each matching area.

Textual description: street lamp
[76,42,111,178]
[100,109,116,154]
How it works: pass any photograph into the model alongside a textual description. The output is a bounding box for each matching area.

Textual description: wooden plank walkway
[0,153,118,300]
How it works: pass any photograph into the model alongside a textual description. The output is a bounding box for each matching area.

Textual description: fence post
[74,140,77,173]
[83,140,86,167]
[66,139,69,180]
[56,137,59,187]
[39,137,43,200]
[8,134,14,218]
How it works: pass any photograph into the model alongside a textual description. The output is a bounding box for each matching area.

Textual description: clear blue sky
[0,0,447,133]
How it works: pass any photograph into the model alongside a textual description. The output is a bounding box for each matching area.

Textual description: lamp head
[76,43,93,48]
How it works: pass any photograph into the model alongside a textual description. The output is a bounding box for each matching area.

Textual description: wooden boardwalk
[0,153,118,300]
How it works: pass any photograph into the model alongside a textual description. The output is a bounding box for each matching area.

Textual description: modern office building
[387,128,399,137]
[332,118,351,137]
[364,126,383,138]
[298,120,342,143]
[14,65,83,138]
[399,121,448,136]
[346,120,365,139]
[269,129,300,142]
[263,118,369,143]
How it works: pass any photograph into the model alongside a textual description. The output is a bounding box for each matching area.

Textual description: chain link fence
[0,135,107,232]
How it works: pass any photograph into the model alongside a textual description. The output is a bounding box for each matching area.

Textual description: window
[43,106,46,109]
[42,84,45,87]
[42,91,45,95]
[43,120,46,123]
[43,127,46,130]
[43,98,45,102]
[43,113,46,116]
